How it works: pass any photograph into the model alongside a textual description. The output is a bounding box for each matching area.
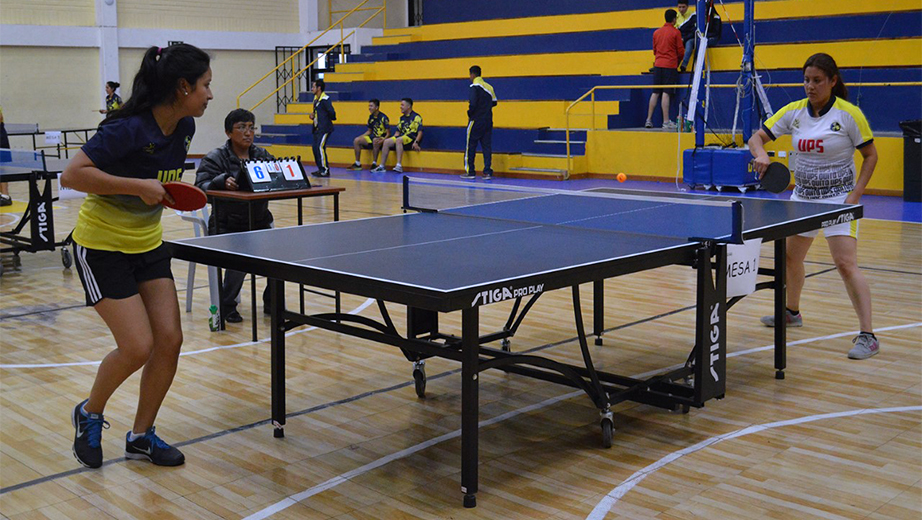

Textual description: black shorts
[73,242,173,306]
[653,66,679,95]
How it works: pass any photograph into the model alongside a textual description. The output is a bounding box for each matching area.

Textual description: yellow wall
[330,39,922,82]
[0,0,95,26]
[115,49,279,155]
[0,47,102,138]
[586,131,905,193]
[380,0,920,43]
[321,0,399,30]
[117,0,300,32]
[280,100,618,129]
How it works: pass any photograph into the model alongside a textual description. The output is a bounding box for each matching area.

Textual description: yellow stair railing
[564,81,921,179]
[330,0,386,29]
[237,0,386,111]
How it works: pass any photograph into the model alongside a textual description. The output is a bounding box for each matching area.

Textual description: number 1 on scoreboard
[281,159,304,181]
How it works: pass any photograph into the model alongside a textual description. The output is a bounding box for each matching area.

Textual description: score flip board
[240,157,310,192]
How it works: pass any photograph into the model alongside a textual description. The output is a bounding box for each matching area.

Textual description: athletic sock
[127,431,144,442]
[860,331,876,339]
[80,403,89,417]
[786,307,800,316]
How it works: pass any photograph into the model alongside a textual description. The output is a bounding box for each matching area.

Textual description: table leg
[593,280,604,345]
[270,278,286,438]
[461,306,480,508]
[249,203,257,342]
[774,239,787,379]
[299,197,305,314]
[333,193,341,317]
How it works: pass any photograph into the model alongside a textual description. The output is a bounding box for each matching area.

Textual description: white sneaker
[371,165,385,173]
[847,333,880,360]
[393,164,403,173]
[663,120,677,129]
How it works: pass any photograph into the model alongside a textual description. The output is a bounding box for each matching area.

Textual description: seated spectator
[679,0,722,72]
[373,98,423,173]
[347,99,390,170]
[194,109,275,323]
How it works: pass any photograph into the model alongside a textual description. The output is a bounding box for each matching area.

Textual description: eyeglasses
[233,124,257,133]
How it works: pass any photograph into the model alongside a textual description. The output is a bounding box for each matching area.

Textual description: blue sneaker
[72,399,109,468]
[125,426,185,466]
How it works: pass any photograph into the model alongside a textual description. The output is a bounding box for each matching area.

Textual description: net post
[401,175,410,213]
[730,200,743,244]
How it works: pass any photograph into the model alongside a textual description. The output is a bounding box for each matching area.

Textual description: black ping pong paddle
[161,182,207,211]
[760,162,791,194]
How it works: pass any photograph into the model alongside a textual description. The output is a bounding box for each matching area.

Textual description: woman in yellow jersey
[748,53,879,360]
[61,44,212,468]
[98,81,123,114]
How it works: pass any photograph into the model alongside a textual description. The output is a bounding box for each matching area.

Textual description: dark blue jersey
[74,111,195,253]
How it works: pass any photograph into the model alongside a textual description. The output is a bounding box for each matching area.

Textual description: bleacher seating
[258,0,921,182]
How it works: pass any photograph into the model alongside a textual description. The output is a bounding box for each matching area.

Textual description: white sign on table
[44,131,62,145]
[726,238,762,298]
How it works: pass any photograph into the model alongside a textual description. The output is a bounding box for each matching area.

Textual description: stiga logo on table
[472,284,544,306]
[821,212,855,228]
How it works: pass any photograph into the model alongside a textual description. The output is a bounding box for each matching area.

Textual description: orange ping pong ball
[617,172,627,183]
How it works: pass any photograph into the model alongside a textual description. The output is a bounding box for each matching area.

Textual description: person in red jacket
[646,9,685,129]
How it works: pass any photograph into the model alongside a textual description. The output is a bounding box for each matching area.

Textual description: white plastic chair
[176,206,220,313]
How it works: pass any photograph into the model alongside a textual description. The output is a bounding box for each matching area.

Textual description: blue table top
[170,191,860,307]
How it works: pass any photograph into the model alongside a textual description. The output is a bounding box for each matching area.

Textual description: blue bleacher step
[539,128,588,141]
[531,141,585,156]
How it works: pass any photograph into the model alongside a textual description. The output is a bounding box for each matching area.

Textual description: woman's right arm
[61,150,169,205]
[747,129,773,177]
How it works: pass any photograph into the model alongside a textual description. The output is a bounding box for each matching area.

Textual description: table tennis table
[5,123,97,159]
[167,178,862,508]
[0,154,72,272]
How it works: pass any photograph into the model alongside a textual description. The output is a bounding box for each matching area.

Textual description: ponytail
[103,43,210,125]
[803,53,848,101]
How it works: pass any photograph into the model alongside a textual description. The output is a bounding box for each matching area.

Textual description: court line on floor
[0,298,376,369]
[585,404,922,520]
[0,302,718,494]
[241,321,922,520]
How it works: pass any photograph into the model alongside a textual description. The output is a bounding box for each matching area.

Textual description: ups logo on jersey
[143,143,155,154]
[830,122,841,132]
[792,119,800,129]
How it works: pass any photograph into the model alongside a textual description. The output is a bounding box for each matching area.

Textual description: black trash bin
[899,120,921,202]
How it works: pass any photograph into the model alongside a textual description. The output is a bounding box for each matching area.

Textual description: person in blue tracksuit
[461,65,497,180]
[308,79,336,177]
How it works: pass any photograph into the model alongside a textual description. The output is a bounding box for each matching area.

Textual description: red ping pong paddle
[161,182,206,211]
[760,162,791,194]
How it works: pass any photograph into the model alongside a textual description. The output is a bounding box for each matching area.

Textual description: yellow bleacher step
[371,34,415,45]
[277,100,618,130]
[265,144,585,179]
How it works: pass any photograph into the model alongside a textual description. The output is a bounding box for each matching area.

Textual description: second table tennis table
[167,178,862,508]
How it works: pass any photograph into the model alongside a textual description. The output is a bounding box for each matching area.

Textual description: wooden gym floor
[0,175,919,519]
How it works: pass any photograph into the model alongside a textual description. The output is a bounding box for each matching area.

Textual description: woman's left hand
[845,191,861,205]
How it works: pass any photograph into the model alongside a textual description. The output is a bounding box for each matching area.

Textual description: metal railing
[564,81,922,178]
[237,0,386,112]
[330,0,386,29]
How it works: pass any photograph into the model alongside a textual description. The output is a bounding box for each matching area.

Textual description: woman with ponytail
[748,52,880,360]
[61,43,212,468]
[99,81,122,114]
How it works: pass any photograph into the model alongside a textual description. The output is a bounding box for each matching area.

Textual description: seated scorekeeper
[347,99,390,171]
[194,108,274,323]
